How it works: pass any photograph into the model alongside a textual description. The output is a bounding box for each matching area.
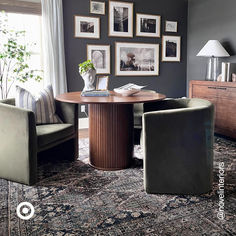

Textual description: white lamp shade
[197,40,230,57]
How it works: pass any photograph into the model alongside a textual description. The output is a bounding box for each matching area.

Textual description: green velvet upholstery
[142,98,214,195]
[0,99,78,186]
[133,90,156,144]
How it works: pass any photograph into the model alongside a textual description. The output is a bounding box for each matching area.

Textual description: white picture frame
[96,76,109,90]
[136,13,161,38]
[74,15,100,39]
[165,20,178,32]
[109,1,133,38]
[115,42,159,76]
[90,1,105,15]
[87,44,110,74]
[162,35,181,62]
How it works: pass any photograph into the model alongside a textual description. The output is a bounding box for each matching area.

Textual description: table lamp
[197,40,230,81]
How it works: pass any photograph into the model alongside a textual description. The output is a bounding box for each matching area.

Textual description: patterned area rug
[0,136,235,235]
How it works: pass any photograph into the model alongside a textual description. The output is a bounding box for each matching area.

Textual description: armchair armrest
[55,101,79,160]
[55,101,78,129]
[0,103,37,185]
[0,98,15,106]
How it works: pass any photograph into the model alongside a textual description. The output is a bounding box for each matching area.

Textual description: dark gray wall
[62,0,188,116]
[187,0,236,91]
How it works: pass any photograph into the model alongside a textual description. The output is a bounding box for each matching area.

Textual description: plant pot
[80,69,96,92]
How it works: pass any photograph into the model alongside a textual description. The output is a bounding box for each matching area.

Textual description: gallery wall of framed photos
[62,0,188,117]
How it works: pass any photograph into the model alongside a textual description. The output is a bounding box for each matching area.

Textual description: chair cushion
[15,85,62,125]
[37,124,74,149]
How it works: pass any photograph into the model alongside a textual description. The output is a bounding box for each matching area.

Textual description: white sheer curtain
[41,0,67,96]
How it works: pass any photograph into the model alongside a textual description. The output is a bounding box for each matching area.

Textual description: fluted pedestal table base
[89,104,134,170]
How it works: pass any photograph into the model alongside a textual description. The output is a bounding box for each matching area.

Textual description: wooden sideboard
[189,80,236,139]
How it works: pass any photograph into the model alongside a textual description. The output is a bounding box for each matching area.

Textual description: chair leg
[74,136,78,161]
[134,128,142,145]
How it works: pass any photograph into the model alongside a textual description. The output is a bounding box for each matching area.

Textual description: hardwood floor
[79,129,89,139]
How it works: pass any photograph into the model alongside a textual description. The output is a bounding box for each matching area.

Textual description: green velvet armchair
[142,98,214,195]
[134,90,156,144]
[0,99,78,185]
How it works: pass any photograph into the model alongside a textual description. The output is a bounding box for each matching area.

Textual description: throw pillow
[15,85,62,125]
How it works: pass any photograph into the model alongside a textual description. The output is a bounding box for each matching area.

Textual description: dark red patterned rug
[0,136,235,235]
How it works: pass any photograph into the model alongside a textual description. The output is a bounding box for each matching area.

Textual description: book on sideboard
[221,62,236,82]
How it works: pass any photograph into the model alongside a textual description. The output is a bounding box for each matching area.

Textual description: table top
[56,91,166,104]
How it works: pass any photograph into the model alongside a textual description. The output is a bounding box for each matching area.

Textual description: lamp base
[205,57,220,81]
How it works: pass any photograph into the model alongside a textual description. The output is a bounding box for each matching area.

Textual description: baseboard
[79,118,89,129]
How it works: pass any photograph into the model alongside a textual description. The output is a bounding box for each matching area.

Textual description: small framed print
[162,35,181,62]
[87,44,110,74]
[115,42,159,76]
[74,15,100,39]
[165,20,178,32]
[109,1,133,38]
[90,1,105,15]
[136,13,161,37]
[96,76,109,90]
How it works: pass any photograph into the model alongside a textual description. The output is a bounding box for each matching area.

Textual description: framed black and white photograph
[115,42,159,76]
[109,1,133,38]
[165,20,178,32]
[136,14,161,37]
[96,76,109,90]
[87,45,110,74]
[162,35,181,62]
[90,1,105,15]
[74,15,100,39]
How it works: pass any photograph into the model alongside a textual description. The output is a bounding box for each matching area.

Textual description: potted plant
[0,12,42,99]
[78,60,96,91]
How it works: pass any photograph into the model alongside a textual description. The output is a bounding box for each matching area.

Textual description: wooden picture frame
[115,42,159,76]
[96,76,109,90]
[136,13,161,38]
[74,15,100,39]
[90,1,105,15]
[165,20,178,32]
[162,35,181,62]
[87,44,110,74]
[108,1,133,38]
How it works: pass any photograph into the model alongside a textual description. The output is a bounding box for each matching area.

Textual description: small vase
[80,69,96,92]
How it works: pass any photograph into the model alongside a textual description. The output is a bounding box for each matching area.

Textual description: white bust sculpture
[79,60,96,92]
[81,69,96,91]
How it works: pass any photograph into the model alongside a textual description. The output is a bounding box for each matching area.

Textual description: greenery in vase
[0,11,42,99]
[78,60,95,75]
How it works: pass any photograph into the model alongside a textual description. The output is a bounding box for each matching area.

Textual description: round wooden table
[56,91,166,170]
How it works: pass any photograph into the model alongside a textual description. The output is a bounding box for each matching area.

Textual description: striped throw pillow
[15,85,62,125]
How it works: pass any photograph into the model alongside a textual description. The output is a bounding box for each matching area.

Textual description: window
[3,12,44,97]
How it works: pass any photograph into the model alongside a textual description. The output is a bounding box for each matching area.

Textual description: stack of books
[81,90,110,97]
[221,62,236,82]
